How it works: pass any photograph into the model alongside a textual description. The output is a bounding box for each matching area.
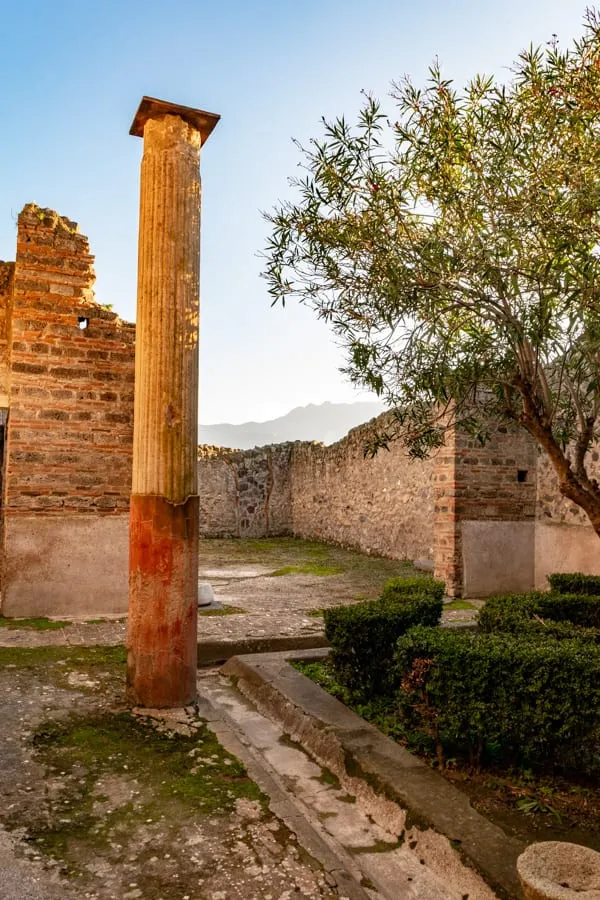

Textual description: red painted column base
[127,494,199,707]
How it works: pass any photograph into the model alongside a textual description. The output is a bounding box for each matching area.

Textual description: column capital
[130,96,220,144]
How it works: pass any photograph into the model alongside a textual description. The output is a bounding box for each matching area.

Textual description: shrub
[537,593,600,628]
[479,592,600,633]
[548,572,600,596]
[324,594,443,699]
[380,576,445,603]
[395,626,600,774]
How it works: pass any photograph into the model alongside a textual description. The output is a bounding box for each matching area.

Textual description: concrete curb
[196,634,329,666]
[222,648,525,900]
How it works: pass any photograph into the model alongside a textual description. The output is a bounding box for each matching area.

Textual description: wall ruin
[198,443,293,538]
[198,416,435,565]
[198,416,600,597]
[1,205,135,616]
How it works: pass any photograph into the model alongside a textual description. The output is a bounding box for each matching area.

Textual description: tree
[263,11,600,537]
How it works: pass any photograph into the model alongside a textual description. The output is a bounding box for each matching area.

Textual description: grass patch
[269,563,344,577]
[443,599,477,611]
[306,608,325,618]
[0,616,70,631]
[198,605,246,616]
[83,618,126,625]
[0,644,126,671]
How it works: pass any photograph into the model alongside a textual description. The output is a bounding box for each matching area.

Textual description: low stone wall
[198,444,293,538]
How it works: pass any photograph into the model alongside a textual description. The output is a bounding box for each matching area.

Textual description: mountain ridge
[199,400,385,450]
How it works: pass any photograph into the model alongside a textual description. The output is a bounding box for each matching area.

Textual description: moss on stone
[28,711,267,866]
[0,616,70,631]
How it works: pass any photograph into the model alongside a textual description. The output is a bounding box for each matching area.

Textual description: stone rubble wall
[198,415,434,562]
[290,418,434,560]
[536,445,600,527]
[198,443,293,538]
[534,443,600,586]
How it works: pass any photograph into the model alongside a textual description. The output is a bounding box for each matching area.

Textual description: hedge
[324,593,443,699]
[395,626,600,774]
[380,576,445,603]
[479,592,600,633]
[548,572,600,596]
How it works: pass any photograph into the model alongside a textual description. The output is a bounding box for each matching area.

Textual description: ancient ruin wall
[439,425,538,597]
[0,261,15,404]
[534,446,600,586]
[5,205,135,515]
[290,417,434,561]
[2,205,136,616]
[198,443,293,538]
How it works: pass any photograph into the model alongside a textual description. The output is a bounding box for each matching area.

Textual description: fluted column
[127,97,219,708]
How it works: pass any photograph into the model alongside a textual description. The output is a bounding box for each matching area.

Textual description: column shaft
[127,114,202,707]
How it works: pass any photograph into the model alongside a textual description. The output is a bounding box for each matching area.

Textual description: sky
[0,0,587,424]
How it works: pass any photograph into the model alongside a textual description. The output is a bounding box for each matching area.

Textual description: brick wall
[434,421,538,596]
[0,261,14,403]
[4,205,135,517]
[1,204,136,617]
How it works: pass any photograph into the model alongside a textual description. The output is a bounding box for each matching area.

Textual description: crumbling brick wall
[5,205,135,516]
[1,205,136,616]
[0,261,15,404]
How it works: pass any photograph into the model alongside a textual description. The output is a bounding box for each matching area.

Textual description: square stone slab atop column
[130,96,220,144]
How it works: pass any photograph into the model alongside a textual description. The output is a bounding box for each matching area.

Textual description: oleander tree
[263,10,600,536]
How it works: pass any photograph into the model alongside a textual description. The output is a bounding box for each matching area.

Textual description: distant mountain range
[199,400,386,449]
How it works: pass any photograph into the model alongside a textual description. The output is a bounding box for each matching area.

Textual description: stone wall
[534,446,600,587]
[290,418,434,560]
[1,205,135,616]
[198,443,293,538]
[198,415,434,562]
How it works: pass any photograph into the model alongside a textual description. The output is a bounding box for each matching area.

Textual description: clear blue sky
[0,0,586,423]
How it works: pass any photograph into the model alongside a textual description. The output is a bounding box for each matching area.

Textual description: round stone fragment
[517,841,600,900]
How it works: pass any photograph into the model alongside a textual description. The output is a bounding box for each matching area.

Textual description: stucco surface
[2,515,129,616]
[461,520,535,597]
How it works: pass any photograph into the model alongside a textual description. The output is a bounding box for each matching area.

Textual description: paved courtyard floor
[0,540,485,899]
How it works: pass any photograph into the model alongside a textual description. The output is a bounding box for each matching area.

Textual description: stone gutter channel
[199,649,524,900]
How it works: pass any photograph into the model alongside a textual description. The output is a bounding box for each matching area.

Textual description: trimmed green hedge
[380,576,445,603]
[479,592,600,633]
[395,626,600,774]
[324,593,443,699]
[549,572,600,596]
